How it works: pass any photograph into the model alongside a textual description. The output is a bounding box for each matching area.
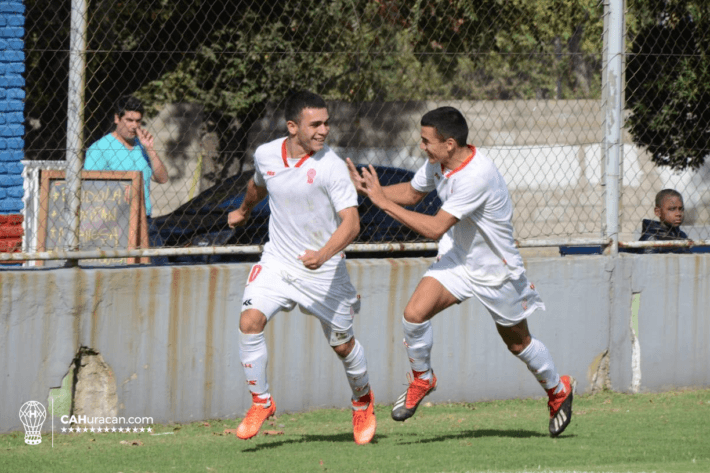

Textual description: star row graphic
[61,426,153,434]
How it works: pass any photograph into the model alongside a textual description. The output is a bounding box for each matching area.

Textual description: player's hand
[345,158,367,196]
[359,165,388,208]
[298,249,326,270]
[228,208,249,228]
[136,127,155,149]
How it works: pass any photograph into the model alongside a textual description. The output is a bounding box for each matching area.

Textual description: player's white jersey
[411,145,525,285]
[252,137,358,282]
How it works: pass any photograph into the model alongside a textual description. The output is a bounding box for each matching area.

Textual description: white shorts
[424,254,545,326]
[241,261,360,346]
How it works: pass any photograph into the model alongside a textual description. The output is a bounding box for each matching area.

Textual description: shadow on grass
[395,428,569,444]
[240,432,389,452]
[238,428,575,452]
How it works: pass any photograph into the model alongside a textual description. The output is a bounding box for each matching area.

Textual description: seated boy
[639,189,689,254]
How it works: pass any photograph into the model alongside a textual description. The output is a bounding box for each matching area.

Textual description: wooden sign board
[37,170,149,266]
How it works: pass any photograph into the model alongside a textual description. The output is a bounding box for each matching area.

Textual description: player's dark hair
[421,107,468,146]
[655,188,683,208]
[284,91,327,123]
[115,95,144,119]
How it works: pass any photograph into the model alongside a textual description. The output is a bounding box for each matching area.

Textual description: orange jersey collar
[441,145,476,178]
[282,139,314,168]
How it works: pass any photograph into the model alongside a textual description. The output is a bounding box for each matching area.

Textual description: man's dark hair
[421,106,469,146]
[114,95,144,119]
[655,188,683,208]
[284,91,327,123]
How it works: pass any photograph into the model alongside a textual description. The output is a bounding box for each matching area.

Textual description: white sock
[239,330,270,398]
[402,317,433,380]
[516,337,560,391]
[340,339,370,399]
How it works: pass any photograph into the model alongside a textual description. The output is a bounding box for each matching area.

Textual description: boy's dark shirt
[639,219,690,254]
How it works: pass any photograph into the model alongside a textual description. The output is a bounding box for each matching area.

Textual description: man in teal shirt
[85,95,168,216]
[84,95,169,260]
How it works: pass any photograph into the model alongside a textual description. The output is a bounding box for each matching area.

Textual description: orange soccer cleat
[391,371,437,422]
[547,375,576,437]
[236,393,276,440]
[352,388,376,445]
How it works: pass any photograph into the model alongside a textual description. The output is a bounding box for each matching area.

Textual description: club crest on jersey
[307,168,316,184]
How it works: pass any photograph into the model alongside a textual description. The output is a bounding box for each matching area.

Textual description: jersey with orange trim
[411,146,525,285]
[252,137,358,281]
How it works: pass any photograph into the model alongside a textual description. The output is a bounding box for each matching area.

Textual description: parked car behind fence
[153,165,441,264]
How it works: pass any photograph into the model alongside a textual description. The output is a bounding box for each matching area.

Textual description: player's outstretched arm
[382,181,427,206]
[347,159,426,206]
[299,206,359,270]
[360,165,456,240]
[228,178,268,228]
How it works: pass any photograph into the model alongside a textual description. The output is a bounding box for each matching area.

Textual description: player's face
[292,107,330,154]
[655,195,684,227]
[420,126,450,164]
[114,111,142,143]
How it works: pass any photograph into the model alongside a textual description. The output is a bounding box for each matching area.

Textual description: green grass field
[3,388,709,473]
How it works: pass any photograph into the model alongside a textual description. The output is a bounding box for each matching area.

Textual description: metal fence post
[65,0,87,264]
[602,0,624,256]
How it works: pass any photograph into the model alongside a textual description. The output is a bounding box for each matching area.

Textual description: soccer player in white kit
[227,91,376,444]
[347,106,575,437]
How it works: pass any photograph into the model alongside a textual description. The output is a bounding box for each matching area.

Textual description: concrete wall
[1,255,709,433]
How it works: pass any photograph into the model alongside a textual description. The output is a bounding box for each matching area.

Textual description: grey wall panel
[630,255,710,390]
[1,255,709,433]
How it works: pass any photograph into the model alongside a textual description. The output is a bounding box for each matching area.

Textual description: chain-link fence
[19,0,710,263]
[623,0,710,246]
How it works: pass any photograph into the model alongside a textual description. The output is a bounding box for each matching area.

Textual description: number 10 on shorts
[247,264,262,285]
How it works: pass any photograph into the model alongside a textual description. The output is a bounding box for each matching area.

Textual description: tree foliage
[24,0,70,161]
[626,0,710,171]
[25,0,603,174]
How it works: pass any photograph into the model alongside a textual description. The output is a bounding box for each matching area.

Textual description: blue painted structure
[0,0,25,214]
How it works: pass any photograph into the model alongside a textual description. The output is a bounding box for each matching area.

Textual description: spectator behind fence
[639,189,690,254]
[84,95,169,261]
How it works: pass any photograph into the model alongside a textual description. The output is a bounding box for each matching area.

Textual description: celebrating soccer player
[347,106,575,437]
[228,91,376,444]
